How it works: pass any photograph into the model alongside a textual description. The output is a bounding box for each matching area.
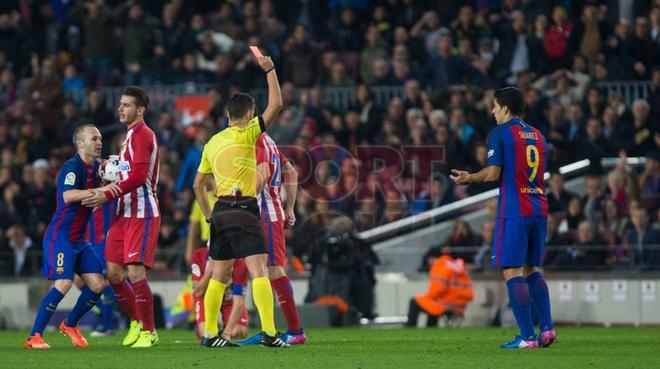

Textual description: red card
[249,46,263,58]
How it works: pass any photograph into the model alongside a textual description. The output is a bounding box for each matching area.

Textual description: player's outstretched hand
[82,189,109,208]
[449,169,471,185]
[258,56,274,73]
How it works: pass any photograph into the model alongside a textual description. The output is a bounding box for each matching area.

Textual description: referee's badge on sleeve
[64,172,76,185]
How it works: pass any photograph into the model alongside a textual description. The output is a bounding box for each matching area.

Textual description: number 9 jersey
[487,118,548,267]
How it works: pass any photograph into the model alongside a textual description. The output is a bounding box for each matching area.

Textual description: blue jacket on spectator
[174,146,202,193]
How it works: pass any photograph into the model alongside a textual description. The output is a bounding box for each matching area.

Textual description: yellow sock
[252,277,276,336]
[204,279,226,337]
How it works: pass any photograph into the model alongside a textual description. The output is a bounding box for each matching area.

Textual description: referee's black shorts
[209,198,267,260]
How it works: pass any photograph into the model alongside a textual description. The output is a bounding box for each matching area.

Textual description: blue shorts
[91,242,107,273]
[42,239,104,280]
[492,216,547,267]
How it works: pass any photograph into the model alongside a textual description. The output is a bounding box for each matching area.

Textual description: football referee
[193,54,286,348]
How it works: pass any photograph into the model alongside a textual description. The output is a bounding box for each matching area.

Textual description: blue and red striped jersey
[85,200,117,245]
[43,154,100,243]
[487,118,548,219]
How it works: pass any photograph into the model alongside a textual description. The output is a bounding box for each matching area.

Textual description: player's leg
[266,219,305,344]
[244,253,277,335]
[27,240,76,348]
[525,217,556,347]
[221,295,248,340]
[91,242,116,336]
[498,218,538,349]
[125,217,160,348]
[105,217,141,330]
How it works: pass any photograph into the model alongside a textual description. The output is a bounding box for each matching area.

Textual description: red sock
[131,278,155,332]
[193,296,205,339]
[271,276,302,332]
[110,278,140,322]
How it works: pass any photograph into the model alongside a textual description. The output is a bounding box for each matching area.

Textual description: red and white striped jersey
[116,121,160,218]
[256,133,288,223]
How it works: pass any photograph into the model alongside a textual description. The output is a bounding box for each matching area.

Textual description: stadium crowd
[0,0,659,276]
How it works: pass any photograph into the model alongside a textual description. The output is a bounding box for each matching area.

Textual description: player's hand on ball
[258,56,274,72]
[450,169,471,185]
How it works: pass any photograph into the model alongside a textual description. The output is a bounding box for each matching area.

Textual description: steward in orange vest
[406,254,474,327]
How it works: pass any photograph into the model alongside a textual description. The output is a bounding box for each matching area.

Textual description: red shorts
[106,216,160,268]
[221,300,249,327]
[194,295,249,327]
[262,220,286,267]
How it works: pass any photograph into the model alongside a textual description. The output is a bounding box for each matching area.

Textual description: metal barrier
[66,81,649,115]
[64,84,404,113]
[596,81,652,106]
[358,157,645,244]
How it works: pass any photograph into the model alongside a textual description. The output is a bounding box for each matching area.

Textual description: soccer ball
[98,155,120,182]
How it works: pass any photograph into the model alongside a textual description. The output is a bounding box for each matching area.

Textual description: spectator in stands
[583,174,606,225]
[628,16,660,80]
[82,89,114,128]
[174,124,210,194]
[420,32,473,93]
[600,198,630,264]
[606,168,629,216]
[547,171,574,214]
[532,69,590,111]
[283,24,321,87]
[25,57,64,137]
[411,174,452,214]
[624,207,660,270]
[544,5,573,71]
[558,196,585,234]
[360,25,389,85]
[1,224,37,277]
[57,99,82,145]
[71,0,115,86]
[650,67,660,127]
[439,220,480,263]
[577,117,618,160]
[638,151,660,210]
[569,2,609,67]
[625,99,656,157]
[407,247,474,327]
[472,220,497,272]
[120,2,158,86]
[552,220,606,270]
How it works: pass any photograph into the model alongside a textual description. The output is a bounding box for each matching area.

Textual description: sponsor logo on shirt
[487,149,494,158]
[520,187,544,194]
[118,161,131,172]
[64,172,76,185]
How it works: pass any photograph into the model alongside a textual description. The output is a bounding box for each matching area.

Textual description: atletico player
[25,124,120,349]
[450,87,556,349]
[83,86,161,348]
[240,133,305,345]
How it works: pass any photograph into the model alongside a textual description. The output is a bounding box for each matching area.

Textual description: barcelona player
[450,87,556,349]
[25,124,120,349]
[86,201,118,336]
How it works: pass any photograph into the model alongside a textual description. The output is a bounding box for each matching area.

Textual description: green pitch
[4,327,660,369]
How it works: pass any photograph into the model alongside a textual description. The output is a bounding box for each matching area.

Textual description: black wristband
[265,67,275,74]
[205,218,211,224]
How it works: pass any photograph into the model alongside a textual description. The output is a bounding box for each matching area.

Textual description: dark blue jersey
[43,154,100,243]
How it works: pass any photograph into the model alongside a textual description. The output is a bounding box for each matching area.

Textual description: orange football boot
[59,321,89,348]
[25,333,51,349]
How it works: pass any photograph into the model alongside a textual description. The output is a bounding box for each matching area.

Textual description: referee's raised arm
[257,56,283,127]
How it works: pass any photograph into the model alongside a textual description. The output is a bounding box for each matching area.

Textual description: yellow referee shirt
[198,116,265,197]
